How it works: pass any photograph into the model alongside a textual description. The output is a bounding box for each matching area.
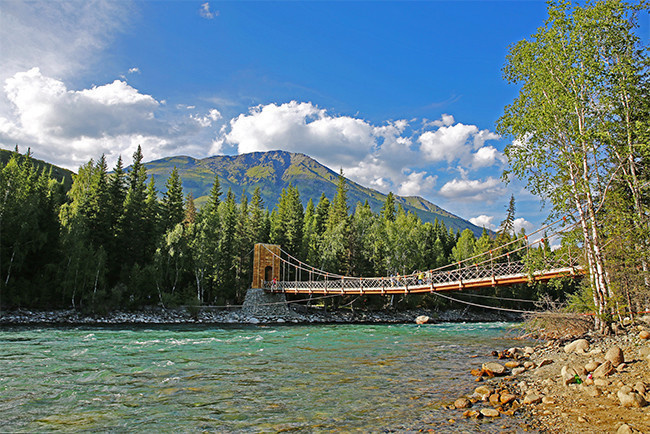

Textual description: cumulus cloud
[438,176,506,202]
[0,68,217,169]
[470,215,496,230]
[513,217,535,235]
[416,114,503,170]
[397,171,438,196]
[223,101,376,167]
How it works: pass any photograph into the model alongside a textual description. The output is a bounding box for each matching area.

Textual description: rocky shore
[453,316,650,433]
[0,305,520,326]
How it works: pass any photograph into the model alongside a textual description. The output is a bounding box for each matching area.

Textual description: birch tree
[497,0,648,330]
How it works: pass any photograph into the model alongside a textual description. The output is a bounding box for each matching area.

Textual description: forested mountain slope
[142,150,484,235]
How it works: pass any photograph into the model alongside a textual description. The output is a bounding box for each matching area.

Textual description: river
[1,322,535,432]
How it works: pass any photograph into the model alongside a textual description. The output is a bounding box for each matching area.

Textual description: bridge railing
[264,251,581,292]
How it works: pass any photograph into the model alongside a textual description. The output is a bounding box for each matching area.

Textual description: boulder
[593,360,615,378]
[639,330,650,340]
[504,361,520,369]
[523,361,535,369]
[488,393,501,406]
[415,315,430,325]
[482,362,506,376]
[538,359,553,368]
[454,397,472,409]
[564,339,589,354]
[500,393,516,405]
[617,387,647,408]
[561,365,579,385]
[606,346,625,366]
[480,408,500,418]
[584,360,600,372]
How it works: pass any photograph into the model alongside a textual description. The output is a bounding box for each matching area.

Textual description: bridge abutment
[243,243,297,320]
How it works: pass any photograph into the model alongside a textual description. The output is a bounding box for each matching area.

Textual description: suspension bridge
[252,216,585,297]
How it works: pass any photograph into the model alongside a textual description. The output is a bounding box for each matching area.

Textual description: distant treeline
[0,147,569,312]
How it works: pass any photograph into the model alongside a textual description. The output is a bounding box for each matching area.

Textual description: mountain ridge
[143,150,485,236]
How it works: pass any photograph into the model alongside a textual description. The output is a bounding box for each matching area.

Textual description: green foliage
[498,0,649,327]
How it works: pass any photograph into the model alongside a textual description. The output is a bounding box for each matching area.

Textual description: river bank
[0,305,520,325]
[455,316,650,433]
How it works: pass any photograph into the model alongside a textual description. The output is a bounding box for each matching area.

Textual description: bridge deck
[264,267,581,295]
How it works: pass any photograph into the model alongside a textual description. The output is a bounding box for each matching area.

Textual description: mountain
[143,150,485,236]
[0,149,74,190]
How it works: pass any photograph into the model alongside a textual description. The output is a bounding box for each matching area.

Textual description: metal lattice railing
[261,215,584,295]
[264,252,582,294]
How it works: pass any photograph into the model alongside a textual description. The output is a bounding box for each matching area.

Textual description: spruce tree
[162,167,184,232]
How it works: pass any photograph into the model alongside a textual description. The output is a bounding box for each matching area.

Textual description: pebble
[454,398,472,409]
[480,408,500,418]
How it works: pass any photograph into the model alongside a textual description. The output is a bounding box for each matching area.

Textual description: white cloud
[397,171,438,196]
[200,2,218,19]
[513,217,534,235]
[0,68,217,170]
[128,67,140,74]
[419,122,478,163]
[224,101,375,167]
[469,215,496,230]
[438,176,506,202]
[425,113,455,127]
[191,108,222,127]
[471,145,504,168]
[417,115,502,168]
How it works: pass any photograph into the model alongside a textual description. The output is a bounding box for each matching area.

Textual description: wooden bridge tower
[252,243,281,289]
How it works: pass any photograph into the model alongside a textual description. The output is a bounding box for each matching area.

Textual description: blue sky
[1,1,647,233]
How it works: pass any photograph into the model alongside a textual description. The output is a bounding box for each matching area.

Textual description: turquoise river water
[0,322,536,432]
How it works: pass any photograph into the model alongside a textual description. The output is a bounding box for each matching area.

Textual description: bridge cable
[431,291,538,314]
